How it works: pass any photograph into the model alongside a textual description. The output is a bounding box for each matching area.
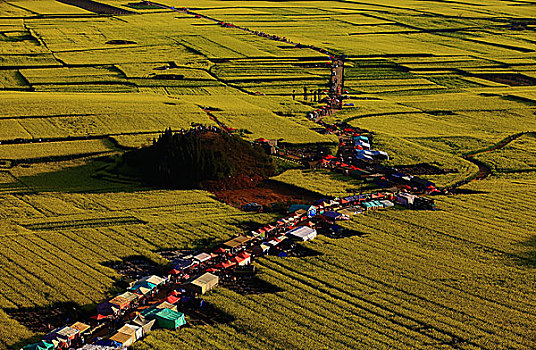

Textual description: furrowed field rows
[206,289,366,350]
[259,255,529,350]
[0,240,89,306]
[341,221,531,326]
[379,207,535,260]
[255,267,440,348]
[4,235,110,300]
[312,236,535,346]
[257,258,463,349]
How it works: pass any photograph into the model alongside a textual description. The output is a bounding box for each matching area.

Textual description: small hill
[122,129,276,190]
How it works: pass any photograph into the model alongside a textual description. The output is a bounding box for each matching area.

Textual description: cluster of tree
[123,129,275,189]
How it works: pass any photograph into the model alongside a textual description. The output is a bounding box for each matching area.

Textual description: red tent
[255,138,269,143]
[206,268,219,273]
[324,154,337,160]
[214,247,226,254]
[169,290,181,297]
[223,260,236,268]
[237,252,251,259]
[165,295,180,304]
[169,269,181,275]
[91,314,109,320]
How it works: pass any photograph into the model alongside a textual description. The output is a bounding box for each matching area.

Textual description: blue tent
[171,258,195,270]
[95,339,123,348]
[323,211,342,220]
[129,280,156,292]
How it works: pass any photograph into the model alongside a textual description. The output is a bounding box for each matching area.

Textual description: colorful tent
[165,295,180,304]
[23,341,54,350]
[154,308,186,329]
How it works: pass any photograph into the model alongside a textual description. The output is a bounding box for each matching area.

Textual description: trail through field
[146,1,337,57]
[462,132,530,181]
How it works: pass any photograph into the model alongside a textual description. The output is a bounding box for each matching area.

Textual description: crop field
[0,0,535,349]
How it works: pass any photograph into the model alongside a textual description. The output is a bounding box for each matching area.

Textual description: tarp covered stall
[285,226,317,241]
[129,281,156,294]
[222,236,251,251]
[117,291,140,304]
[154,308,186,330]
[250,243,271,256]
[70,322,90,335]
[379,200,394,208]
[171,257,196,271]
[184,272,219,295]
[138,275,166,286]
[22,341,54,350]
[109,330,135,347]
[116,324,138,340]
[231,252,251,266]
[123,324,143,340]
[193,252,212,263]
[156,301,178,312]
[132,314,156,335]
[396,193,416,206]
[108,295,131,310]
[94,338,123,348]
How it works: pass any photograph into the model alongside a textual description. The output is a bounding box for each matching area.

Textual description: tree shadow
[517,235,536,268]
[0,157,147,194]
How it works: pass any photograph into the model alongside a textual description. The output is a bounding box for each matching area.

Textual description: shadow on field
[518,235,536,268]
[5,302,88,336]
[0,157,146,194]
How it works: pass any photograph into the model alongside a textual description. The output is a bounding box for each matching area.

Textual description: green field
[0,0,535,349]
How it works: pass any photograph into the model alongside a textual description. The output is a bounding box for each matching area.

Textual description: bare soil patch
[211,179,318,209]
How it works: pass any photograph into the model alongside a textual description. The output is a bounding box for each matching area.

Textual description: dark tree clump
[123,129,276,189]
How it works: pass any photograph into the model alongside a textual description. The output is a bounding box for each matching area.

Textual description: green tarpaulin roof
[23,341,54,350]
[156,308,183,320]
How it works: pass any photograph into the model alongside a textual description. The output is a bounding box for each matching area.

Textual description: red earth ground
[210,179,319,209]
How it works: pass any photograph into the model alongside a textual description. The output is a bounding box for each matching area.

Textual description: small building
[285,226,317,241]
[184,272,219,295]
[154,308,186,329]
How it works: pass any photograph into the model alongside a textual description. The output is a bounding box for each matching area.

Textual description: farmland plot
[0,0,535,348]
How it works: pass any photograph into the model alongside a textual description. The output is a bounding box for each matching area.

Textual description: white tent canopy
[285,226,317,241]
